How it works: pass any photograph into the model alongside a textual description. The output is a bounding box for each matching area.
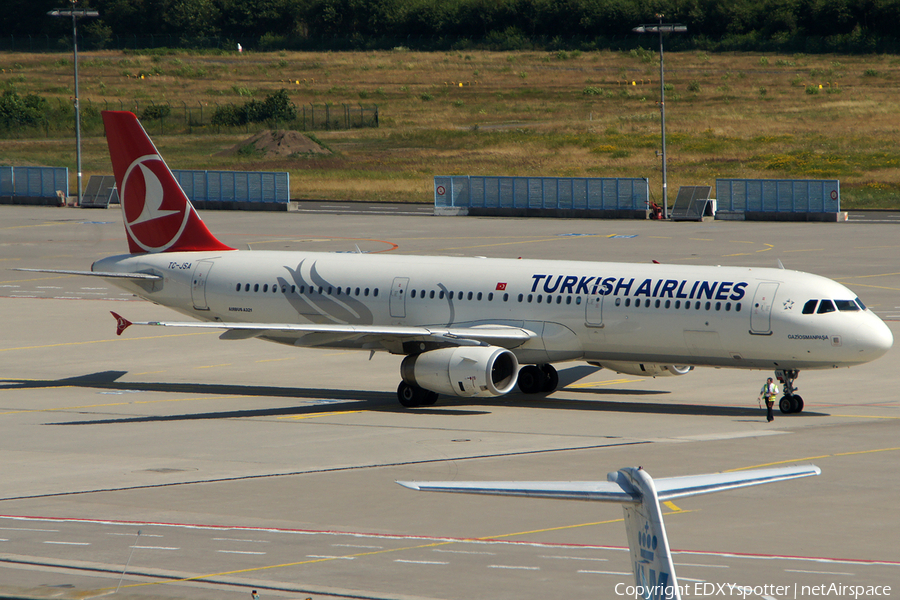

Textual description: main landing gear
[517,364,559,395]
[775,369,804,414]
[397,382,439,408]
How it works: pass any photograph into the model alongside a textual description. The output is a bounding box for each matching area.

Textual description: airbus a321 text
[18,111,893,409]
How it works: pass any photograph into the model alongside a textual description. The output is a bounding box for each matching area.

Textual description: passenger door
[750,282,779,334]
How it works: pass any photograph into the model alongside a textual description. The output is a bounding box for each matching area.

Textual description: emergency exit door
[390,277,409,318]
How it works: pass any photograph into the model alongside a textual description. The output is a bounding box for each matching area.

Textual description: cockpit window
[835,300,860,312]
[855,297,867,311]
[802,300,818,314]
[817,299,836,314]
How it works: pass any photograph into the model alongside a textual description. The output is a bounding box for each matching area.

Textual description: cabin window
[556,295,563,304]
[566,296,572,305]
[725,302,731,311]
[736,303,742,312]
[354,287,360,296]
[817,299,836,314]
[263,284,269,292]
[467,292,473,301]
[503,293,509,302]
[835,300,860,311]
[665,300,671,309]
[411,289,417,299]
[374,289,379,297]
[449,291,455,300]
[282,285,287,293]
[527,294,533,303]
[364,288,370,296]
[485,292,491,301]
[518,294,524,302]
[705,301,711,310]
[625,298,631,307]
[695,301,701,310]
[715,301,721,311]
[615,297,622,306]
[430,290,435,299]
[655,299,661,308]
[674,300,680,309]
[235,283,241,292]
[575,296,582,305]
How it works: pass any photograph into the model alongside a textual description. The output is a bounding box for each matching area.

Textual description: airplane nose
[859,316,894,360]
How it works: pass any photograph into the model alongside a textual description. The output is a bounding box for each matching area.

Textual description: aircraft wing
[397,465,820,504]
[110,312,536,349]
[14,268,162,281]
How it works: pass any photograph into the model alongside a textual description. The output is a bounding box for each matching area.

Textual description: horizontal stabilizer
[400,466,819,600]
[396,480,637,503]
[653,465,821,501]
[397,465,820,504]
[14,268,161,280]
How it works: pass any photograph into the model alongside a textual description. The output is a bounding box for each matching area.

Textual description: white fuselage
[93,250,893,370]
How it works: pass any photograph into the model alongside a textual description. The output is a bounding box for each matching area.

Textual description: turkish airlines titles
[529,274,750,302]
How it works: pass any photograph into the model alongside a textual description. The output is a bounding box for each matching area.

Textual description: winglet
[111,312,133,336]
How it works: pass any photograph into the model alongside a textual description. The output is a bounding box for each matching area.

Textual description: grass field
[2,49,899,208]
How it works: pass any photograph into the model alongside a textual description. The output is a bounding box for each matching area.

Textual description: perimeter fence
[0,98,378,138]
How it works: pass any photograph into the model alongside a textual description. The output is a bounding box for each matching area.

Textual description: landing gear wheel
[420,391,439,406]
[517,365,545,394]
[774,369,803,414]
[779,396,793,414]
[397,381,432,408]
[540,364,559,393]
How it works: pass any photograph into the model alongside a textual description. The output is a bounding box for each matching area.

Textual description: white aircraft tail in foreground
[398,465,820,600]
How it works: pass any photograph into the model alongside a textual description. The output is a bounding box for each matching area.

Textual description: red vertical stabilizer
[102,111,235,254]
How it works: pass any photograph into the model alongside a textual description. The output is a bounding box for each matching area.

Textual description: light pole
[633,16,686,220]
[48,1,98,207]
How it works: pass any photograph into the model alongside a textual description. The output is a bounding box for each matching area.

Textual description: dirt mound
[217,130,330,158]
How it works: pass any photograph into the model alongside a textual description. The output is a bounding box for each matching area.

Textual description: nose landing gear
[775,369,804,414]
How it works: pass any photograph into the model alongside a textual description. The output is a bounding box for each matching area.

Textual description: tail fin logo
[121,154,191,252]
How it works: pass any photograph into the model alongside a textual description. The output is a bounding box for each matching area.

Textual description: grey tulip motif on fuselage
[282,259,374,325]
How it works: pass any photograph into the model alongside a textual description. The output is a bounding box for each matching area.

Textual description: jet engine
[591,361,693,377]
[401,346,519,397]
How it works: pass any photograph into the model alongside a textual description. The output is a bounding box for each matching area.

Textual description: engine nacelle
[401,346,519,397]
[591,361,693,377]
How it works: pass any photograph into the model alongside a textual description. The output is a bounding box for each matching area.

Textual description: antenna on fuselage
[777,259,785,269]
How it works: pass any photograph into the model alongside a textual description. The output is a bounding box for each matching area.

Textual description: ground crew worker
[760,377,779,422]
